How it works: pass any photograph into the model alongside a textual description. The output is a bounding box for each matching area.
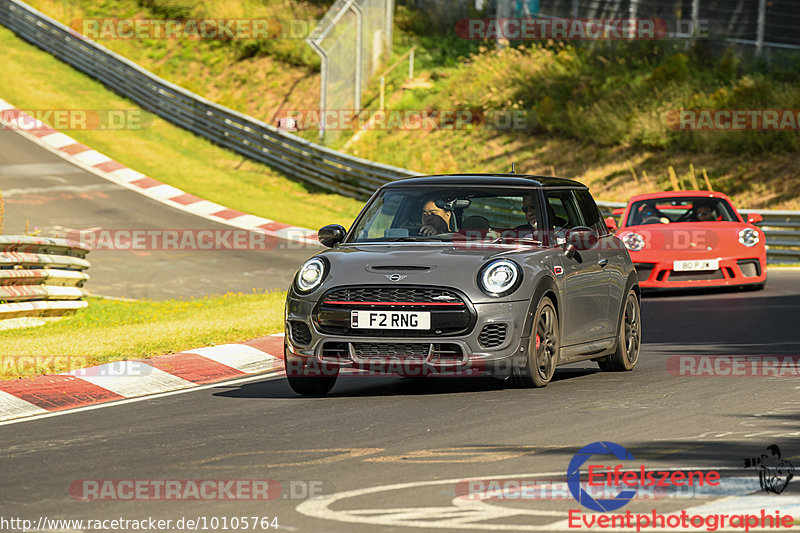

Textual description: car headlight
[738,228,759,247]
[296,257,326,293]
[479,259,521,297]
[622,232,645,252]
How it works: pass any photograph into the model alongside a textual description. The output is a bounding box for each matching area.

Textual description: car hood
[304,243,550,303]
[618,221,762,257]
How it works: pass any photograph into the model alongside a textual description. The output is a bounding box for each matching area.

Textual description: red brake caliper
[535,334,541,350]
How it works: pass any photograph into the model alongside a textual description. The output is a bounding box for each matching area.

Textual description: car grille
[737,259,761,277]
[667,270,725,281]
[320,341,463,361]
[315,286,474,337]
[289,321,312,346]
[323,287,464,304]
[633,263,655,283]
[478,324,508,348]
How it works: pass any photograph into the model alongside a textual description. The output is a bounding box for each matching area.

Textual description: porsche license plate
[351,310,430,330]
[673,259,719,272]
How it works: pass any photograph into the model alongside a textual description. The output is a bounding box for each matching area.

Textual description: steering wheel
[641,215,662,225]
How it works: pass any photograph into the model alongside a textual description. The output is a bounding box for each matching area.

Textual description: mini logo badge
[385,274,407,282]
[554,266,564,275]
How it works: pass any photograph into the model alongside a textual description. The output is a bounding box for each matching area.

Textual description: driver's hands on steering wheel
[419,225,441,237]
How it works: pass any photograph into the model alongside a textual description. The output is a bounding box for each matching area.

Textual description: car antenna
[510,162,516,174]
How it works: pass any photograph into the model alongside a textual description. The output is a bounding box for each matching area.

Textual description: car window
[626,197,738,226]
[575,189,608,235]
[543,190,583,230]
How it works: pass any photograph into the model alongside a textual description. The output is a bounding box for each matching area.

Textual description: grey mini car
[284,174,641,395]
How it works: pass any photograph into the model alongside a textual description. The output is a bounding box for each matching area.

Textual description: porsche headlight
[479,259,521,297]
[622,232,645,252]
[296,257,326,293]
[738,228,759,247]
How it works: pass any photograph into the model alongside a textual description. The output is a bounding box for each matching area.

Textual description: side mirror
[565,227,599,251]
[747,213,763,224]
[612,207,625,216]
[604,216,618,231]
[318,224,346,247]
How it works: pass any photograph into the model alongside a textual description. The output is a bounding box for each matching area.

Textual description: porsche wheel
[513,297,559,387]
[598,289,640,372]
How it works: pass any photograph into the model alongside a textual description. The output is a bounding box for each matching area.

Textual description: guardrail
[0,236,90,330]
[0,0,798,263]
[0,0,419,199]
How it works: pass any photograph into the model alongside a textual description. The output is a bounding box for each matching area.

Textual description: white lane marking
[39,132,78,149]
[228,214,270,227]
[145,184,185,199]
[106,167,146,183]
[185,200,229,216]
[0,391,49,419]
[71,150,112,166]
[186,344,280,374]
[0,371,285,427]
[0,184,119,197]
[66,362,196,398]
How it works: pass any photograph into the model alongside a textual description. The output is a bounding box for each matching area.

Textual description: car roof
[626,190,731,203]
[384,174,588,189]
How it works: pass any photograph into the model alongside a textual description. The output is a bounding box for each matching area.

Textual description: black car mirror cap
[564,243,577,260]
[318,224,347,247]
[565,227,598,251]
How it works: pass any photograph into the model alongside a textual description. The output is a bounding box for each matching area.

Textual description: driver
[693,202,717,222]
[419,199,453,236]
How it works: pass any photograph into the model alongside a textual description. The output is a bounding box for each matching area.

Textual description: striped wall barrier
[0,236,90,330]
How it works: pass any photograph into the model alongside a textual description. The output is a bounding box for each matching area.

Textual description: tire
[285,353,339,396]
[598,289,641,372]
[512,297,559,388]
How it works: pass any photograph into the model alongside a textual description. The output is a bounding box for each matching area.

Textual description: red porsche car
[606,191,766,290]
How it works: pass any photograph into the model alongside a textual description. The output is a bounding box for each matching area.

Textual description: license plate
[673,259,719,272]
[351,310,430,330]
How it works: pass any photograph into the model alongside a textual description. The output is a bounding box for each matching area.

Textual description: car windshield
[626,197,738,226]
[345,187,546,245]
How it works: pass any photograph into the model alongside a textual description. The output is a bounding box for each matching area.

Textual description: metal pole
[306,38,328,142]
[571,0,578,18]
[691,0,699,40]
[351,2,363,112]
[756,0,766,56]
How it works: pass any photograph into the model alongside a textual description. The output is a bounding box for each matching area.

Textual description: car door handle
[598,258,609,267]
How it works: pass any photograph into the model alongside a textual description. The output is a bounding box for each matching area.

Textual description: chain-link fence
[307,0,394,142]
[402,0,800,55]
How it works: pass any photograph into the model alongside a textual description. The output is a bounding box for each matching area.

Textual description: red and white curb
[0,334,286,422]
[0,98,320,246]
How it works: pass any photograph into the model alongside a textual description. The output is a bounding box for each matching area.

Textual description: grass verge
[0,25,363,231]
[0,292,285,379]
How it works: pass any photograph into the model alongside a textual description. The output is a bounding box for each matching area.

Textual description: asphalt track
[0,128,318,300]
[0,270,798,531]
